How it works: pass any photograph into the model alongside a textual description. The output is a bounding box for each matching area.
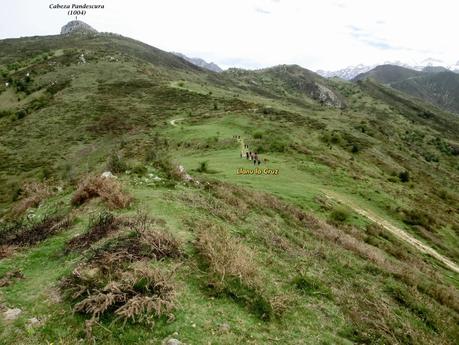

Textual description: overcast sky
[1,0,458,71]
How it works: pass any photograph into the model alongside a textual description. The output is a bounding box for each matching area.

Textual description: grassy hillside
[391,71,459,114]
[0,32,458,345]
[354,64,422,84]
[355,64,459,114]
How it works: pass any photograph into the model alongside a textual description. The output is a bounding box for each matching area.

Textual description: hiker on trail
[257,159,261,165]
[246,151,249,159]
[253,152,258,165]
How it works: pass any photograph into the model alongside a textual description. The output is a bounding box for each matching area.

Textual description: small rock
[177,165,194,182]
[27,317,42,328]
[4,307,22,320]
[219,322,231,333]
[101,171,117,179]
[166,338,181,345]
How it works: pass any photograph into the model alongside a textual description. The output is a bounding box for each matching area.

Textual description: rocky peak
[60,20,98,35]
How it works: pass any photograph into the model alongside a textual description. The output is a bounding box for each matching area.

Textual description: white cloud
[0,0,458,71]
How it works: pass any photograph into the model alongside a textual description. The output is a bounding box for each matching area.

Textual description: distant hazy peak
[172,52,222,72]
[318,59,459,80]
[61,20,98,35]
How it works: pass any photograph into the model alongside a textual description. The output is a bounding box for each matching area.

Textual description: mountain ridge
[318,60,459,80]
[172,52,223,72]
[354,64,459,114]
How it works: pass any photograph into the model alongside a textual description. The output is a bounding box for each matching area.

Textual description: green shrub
[197,161,209,173]
[15,109,27,120]
[321,131,344,146]
[106,153,127,174]
[255,145,266,154]
[351,144,359,153]
[261,106,273,114]
[28,96,50,111]
[398,170,410,182]
[36,166,52,181]
[269,140,286,152]
[330,132,343,145]
[14,80,27,93]
[329,206,350,223]
[131,163,147,176]
[403,209,434,229]
[0,110,13,118]
[253,131,263,139]
[10,184,22,202]
[151,156,180,184]
[292,274,332,299]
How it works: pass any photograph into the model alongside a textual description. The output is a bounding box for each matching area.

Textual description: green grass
[1,32,458,345]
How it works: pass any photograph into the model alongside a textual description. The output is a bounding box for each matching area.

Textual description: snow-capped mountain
[316,64,374,80]
[317,58,459,80]
[449,61,459,73]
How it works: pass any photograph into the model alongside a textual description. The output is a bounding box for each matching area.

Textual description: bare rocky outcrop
[61,20,98,35]
[313,83,346,108]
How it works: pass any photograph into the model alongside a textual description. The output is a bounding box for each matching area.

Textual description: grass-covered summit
[0,29,458,345]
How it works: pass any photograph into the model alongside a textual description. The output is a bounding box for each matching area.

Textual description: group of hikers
[243,150,262,166]
[233,135,263,166]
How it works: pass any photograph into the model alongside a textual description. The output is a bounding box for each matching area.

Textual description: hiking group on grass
[234,135,263,166]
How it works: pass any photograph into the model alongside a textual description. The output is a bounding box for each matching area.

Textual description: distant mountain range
[172,52,222,72]
[317,59,459,80]
[354,64,459,114]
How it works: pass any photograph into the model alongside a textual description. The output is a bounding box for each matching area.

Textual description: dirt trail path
[324,192,459,274]
[237,137,245,152]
